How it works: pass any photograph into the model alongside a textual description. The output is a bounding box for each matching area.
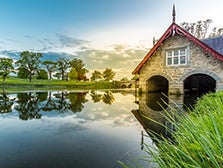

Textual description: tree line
[0,51,116,83]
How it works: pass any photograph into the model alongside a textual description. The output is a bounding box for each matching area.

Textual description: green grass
[0,76,119,92]
[145,92,223,168]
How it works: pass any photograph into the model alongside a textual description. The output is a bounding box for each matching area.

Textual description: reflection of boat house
[132,6,223,94]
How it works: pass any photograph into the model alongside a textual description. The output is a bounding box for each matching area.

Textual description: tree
[0,58,15,83]
[36,69,48,80]
[103,68,115,81]
[42,60,56,81]
[68,68,78,80]
[181,19,223,39]
[17,67,29,79]
[16,51,42,82]
[91,70,102,81]
[57,57,70,81]
[69,58,88,81]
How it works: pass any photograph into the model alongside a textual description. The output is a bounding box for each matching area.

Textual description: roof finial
[153,37,156,46]
[172,4,176,23]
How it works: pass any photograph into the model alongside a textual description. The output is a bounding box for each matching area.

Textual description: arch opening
[184,74,216,95]
[147,75,169,93]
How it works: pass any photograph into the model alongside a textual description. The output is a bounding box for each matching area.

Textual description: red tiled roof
[132,23,223,74]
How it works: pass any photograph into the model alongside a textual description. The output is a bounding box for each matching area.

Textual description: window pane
[167,51,172,57]
[174,50,178,56]
[167,58,172,65]
[180,49,186,55]
[174,57,178,64]
[180,56,186,64]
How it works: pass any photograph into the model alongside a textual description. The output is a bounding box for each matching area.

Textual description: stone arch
[180,70,221,82]
[146,75,169,92]
[181,70,219,94]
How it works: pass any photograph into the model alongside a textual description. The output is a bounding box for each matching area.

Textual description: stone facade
[138,34,223,94]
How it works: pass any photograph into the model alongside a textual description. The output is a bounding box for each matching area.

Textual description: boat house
[132,6,223,94]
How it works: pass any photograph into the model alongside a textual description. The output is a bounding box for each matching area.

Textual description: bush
[36,69,48,80]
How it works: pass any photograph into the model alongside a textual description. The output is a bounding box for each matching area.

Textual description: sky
[0,0,223,79]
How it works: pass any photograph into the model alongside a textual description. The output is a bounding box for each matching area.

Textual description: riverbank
[147,91,223,167]
[0,77,125,92]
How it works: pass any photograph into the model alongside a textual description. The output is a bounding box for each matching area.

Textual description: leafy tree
[103,68,115,81]
[131,75,139,81]
[17,67,29,79]
[181,19,223,39]
[42,60,56,81]
[0,58,15,83]
[16,51,42,82]
[36,69,48,80]
[120,77,129,82]
[57,57,70,81]
[53,72,61,80]
[68,68,78,80]
[69,58,88,81]
[91,70,102,81]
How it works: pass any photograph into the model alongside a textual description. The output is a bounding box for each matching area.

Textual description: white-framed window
[166,48,187,66]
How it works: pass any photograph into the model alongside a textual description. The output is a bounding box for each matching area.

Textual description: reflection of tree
[15,92,42,120]
[68,92,88,113]
[90,91,115,105]
[53,92,70,113]
[90,91,103,103]
[0,90,15,113]
[102,91,115,105]
[42,91,57,111]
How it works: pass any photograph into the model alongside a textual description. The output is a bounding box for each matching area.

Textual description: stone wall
[138,35,223,94]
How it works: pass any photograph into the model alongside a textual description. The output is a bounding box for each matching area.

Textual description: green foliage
[0,58,15,83]
[36,69,48,80]
[91,70,102,81]
[16,51,42,82]
[68,68,78,80]
[146,92,223,168]
[131,75,139,81]
[17,67,29,79]
[120,77,129,82]
[42,60,56,81]
[69,58,88,81]
[103,68,115,81]
[57,57,70,81]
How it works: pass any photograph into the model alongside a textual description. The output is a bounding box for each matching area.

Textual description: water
[0,90,199,168]
[0,90,153,168]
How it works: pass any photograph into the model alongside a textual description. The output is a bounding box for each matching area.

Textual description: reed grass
[145,92,223,168]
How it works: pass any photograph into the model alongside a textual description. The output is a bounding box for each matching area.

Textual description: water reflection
[0,90,141,168]
[90,90,115,104]
[0,90,15,114]
[0,91,116,120]
[132,93,200,141]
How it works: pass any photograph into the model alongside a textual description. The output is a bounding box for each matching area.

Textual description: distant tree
[57,57,70,81]
[103,68,115,81]
[53,72,61,80]
[69,58,88,81]
[120,77,129,82]
[91,70,102,81]
[131,75,139,81]
[16,51,42,82]
[68,68,78,80]
[36,69,48,80]
[181,19,223,39]
[0,58,15,83]
[42,60,56,81]
[17,67,29,79]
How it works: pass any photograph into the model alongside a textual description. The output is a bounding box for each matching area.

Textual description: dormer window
[166,47,188,66]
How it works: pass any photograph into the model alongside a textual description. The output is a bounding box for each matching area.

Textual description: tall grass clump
[146,92,223,168]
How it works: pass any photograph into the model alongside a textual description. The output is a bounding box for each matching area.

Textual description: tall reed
[146,92,223,167]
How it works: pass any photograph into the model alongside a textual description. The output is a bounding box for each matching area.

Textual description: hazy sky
[0,0,223,79]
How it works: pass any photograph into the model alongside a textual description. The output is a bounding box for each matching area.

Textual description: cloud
[77,44,148,79]
[56,33,90,48]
